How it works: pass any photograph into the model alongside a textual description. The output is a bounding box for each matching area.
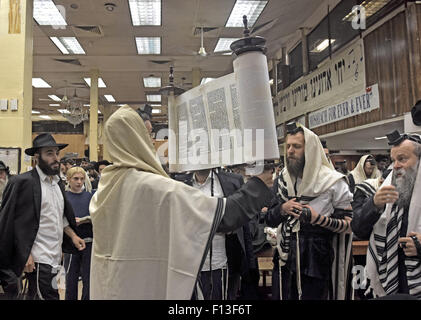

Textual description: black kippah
[286,122,303,135]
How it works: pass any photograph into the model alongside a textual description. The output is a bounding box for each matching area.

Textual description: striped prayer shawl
[368,204,421,298]
[355,181,377,199]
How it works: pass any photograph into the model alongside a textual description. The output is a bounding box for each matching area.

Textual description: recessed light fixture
[84,78,107,88]
[49,104,60,107]
[146,94,161,102]
[50,37,86,55]
[32,110,41,114]
[33,0,67,26]
[214,38,239,53]
[104,95,116,102]
[143,77,161,88]
[225,0,268,27]
[136,37,161,54]
[39,115,52,119]
[343,0,389,21]
[48,95,61,101]
[32,78,51,88]
[129,0,161,26]
[104,3,117,12]
[152,109,161,114]
[310,39,336,53]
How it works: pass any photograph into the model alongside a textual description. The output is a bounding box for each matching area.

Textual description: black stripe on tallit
[195,198,224,291]
[355,182,376,198]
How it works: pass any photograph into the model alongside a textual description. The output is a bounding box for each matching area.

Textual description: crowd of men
[0,101,420,300]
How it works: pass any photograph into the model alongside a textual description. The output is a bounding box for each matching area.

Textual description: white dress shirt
[192,171,227,271]
[31,166,69,269]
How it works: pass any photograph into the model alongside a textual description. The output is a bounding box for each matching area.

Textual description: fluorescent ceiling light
[225,0,268,27]
[152,109,161,114]
[136,37,161,54]
[310,39,336,53]
[33,0,67,26]
[39,115,52,119]
[32,110,41,114]
[214,38,239,52]
[200,78,216,85]
[104,95,116,102]
[129,0,161,26]
[49,104,60,107]
[150,103,161,107]
[32,78,51,88]
[374,136,387,140]
[143,77,161,88]
[146,94,161,102]
[84,78,107,88]
[84,104,90,107]
[50,37,86,55]
[58,109,70,114]
[48,95,61,101]
[343,0,389,21]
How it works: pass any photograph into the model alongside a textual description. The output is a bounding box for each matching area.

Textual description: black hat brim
[24,143,68,156]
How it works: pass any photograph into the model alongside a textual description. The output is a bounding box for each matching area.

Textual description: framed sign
[0,148,21,175]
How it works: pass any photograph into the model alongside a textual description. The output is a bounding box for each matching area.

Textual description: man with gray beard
[352,130,421,298]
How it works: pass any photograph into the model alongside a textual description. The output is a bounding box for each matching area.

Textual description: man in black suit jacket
[0,134,85,300]
[176,168,259,300]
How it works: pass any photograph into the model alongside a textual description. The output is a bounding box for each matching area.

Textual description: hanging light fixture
[60,87,89,127]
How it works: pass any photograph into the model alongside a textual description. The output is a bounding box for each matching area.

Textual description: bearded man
[348,155,381,193]
[0,134,85,300]
[265,123,353,300]
[0,161,10,206]
[352,131,421,298]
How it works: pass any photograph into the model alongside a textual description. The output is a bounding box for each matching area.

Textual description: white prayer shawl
[366,161,421,298]
[276,124,352,299]
[89,106,225,300]
[349,155,381,186]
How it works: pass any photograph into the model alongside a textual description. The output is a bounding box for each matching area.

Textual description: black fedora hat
[25,133,68,156]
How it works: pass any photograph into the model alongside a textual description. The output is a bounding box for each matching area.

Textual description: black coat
[0,169,78,278]
[176,170,257,274]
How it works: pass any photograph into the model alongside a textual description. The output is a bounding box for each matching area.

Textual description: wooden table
[352,241,369,256]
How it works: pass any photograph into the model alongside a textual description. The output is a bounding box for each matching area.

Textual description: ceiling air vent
[53,58,82,66]
[71,25,104,37]
[149,60,172,65]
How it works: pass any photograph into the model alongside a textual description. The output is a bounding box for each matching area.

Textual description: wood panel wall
[312,6,421,136]
[32,133,85,160]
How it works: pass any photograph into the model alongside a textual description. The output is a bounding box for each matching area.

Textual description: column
[0,0,33,172]
[192,67,201,87]
[89,69,99,161]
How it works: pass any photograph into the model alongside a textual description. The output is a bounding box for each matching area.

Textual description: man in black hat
[0,161,10,206]
[352,130,421,298]
[0,133,86,300]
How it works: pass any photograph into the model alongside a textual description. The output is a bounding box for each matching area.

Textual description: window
[307,16,330,72]
[329,0,359,54]
[288,42,303,84]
